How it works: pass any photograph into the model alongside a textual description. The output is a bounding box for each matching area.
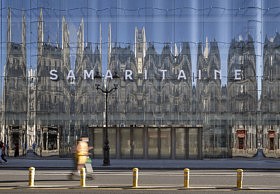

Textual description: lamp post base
[103,160,110,166]
[103,145,110,166]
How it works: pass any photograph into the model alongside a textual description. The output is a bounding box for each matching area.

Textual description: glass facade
[148,128,159,158]
[1,0,280,159]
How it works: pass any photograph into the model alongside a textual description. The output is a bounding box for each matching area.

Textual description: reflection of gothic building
[196,38,225,157]
[74,19,102,146]
[3,9,27,156]
[261,33,280,157]
[4,10,280,159]
[227,35,258,157]
[35,10,71,156]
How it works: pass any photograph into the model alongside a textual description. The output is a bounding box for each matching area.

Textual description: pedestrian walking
[69,137,93,179]
[0,141,7,163]
[76,137,90,172]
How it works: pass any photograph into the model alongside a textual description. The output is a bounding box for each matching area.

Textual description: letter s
[50,69,58,80]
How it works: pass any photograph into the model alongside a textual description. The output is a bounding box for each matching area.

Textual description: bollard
[28,167,35,187]
[236,169,243,189]
[132,168,139,188]
[80,168,86,187]
[184,168,190,189]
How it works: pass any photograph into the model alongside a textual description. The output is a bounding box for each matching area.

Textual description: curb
[1,166,280,171]
[1,185,280,191]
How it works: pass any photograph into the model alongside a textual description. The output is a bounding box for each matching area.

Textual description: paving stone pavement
[0,149,280,170]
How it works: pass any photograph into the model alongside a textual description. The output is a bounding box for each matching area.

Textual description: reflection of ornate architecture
[261,33,280,158]
[74,19,102,141]
[111,36,193,126]
[5,9,280,159]
[135,27,146,74]
[35,10,71,156]
[196,38,225,157]
[4,9,27,156]
[228,35,258,157]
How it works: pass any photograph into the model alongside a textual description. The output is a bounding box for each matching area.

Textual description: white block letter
[67,70,75,81]
[235,69,242,80]
[159,69,167,80]
[125,70,133,80]
[50,69,58,80]
[198,69,201,80]
[105,70,113,80]
[177,70,186,80]
[84,70,94,80]
[144,69,148,80]
[214,70,221,80]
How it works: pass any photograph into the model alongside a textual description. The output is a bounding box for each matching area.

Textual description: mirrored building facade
[1,0,280,159]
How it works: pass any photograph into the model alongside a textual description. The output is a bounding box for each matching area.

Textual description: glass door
[160,128,171,158]
[175,128,186,159]
[188,128,199,159]
[133,128,144,158]
[108,128,116,158]
[120,128,131,158]
[93,128,103,157]
[148,128,159,158]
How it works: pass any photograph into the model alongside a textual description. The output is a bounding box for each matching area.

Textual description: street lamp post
[95,72,119,166]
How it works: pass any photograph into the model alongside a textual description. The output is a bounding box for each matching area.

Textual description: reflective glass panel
[176,128,186,158]
[120,128,131,158]
[160,128,171,158]
[93,128,103,157]
[133,128,143,158]
[108,128,116,158]
[3,0,279,159]
[148,128,158,158]
[189,128,198,159]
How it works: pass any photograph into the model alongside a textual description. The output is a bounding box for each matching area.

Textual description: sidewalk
[1,154,280,170]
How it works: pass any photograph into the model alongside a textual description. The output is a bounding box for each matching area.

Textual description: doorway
[269,138,274,150]
[238,137,244,149]
[175,127,202,159]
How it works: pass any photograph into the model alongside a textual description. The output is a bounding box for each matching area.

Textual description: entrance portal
[269,138,274,150]
[175,127,203,159]
[92,126,203,159]
[238,137,244,149]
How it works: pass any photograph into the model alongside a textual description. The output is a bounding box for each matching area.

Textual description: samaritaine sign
[50,69,244,81]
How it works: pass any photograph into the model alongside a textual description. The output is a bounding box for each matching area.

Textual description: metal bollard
[132,168,139,188]
[236,169,243,189]
[80,168,86,187]
[184,168,190,189]
[28,167,35,187]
